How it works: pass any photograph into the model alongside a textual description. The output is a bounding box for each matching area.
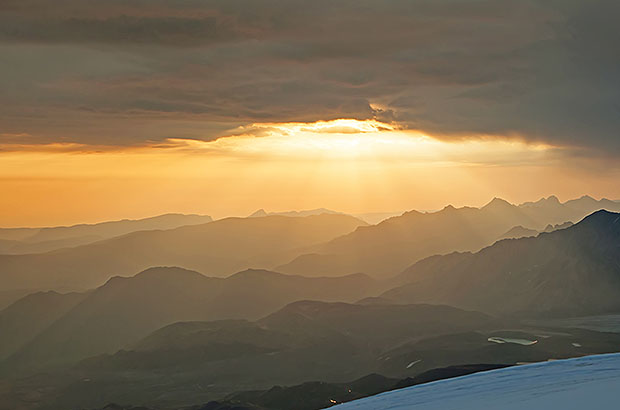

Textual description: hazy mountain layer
[277,196,620,277]
[0,214,366,292]
[2,301,493,410]
[498,221,574,241]
[249,208,343,218]
[248,208,402,225]
[385,210,620,315]
[497,225,539,240]
[0,291,87,361]
[0,213,213,255]
[5,301,620,410]
[0,267,376,373]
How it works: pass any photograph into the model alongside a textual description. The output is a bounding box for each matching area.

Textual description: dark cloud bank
[0,0,618,152]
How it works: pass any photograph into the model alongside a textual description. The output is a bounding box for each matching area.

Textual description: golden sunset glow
[3,3,620,408]
[167,118,555,163]
[1,119,618,228]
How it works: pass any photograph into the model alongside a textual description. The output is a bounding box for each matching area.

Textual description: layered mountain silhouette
[2,197,620,410]
[0,214,366,292]
[249,208,343,218]
[385,210,620,315]
[8,299,620,410]
[17,301,492,409]
[247,208,400,224]
[497,221,573,240]
[497,225,539,240]
[0,213,213,255]
[0,291,87,361]
[0,267,376,373]
[277,196,620,277]
[216,364,507,410]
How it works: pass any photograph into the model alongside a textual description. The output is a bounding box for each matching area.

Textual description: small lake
[488,337,538,346]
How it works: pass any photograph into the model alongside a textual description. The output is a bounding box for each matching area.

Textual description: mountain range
[248,208,402,225]
[0,214,366,293]
[2,196,620,410]
[0,214,213,255]
[277,195,620,277]
[2,301,497,409]
[385,210,620,315]
[0,267,377,375]
[5,297,620,410]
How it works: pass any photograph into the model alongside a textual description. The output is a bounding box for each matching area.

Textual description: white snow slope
[331,353,620,410]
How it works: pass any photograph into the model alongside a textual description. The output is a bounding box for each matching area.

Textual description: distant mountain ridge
[385,210,620,315]
[249,208,343,218]
[277,195,620,277]
[497,225,539,240]
[0,213,213,255]
[497,221,573,240]
[248,208,402,224]
[0,213,367,292]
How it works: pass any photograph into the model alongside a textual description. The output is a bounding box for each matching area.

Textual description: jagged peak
[482,197,513,210]
[545,195,560,203]
[249,208,268,217]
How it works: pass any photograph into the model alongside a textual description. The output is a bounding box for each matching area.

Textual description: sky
[1,0,619,227]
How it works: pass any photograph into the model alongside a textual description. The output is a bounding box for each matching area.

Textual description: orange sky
[2,1,619,229]
[2,119,619,227]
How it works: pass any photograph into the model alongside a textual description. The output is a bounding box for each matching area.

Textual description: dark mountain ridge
[385,210,620,315]
[0,267,376,373]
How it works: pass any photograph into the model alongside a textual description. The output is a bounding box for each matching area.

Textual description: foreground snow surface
[332,353,620,410]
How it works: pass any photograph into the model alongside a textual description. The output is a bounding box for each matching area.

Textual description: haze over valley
[1,195,620,409]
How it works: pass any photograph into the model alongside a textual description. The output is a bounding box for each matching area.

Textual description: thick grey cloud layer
[0,0,618,151]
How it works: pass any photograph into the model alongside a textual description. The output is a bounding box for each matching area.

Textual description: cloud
[0,0,619,155]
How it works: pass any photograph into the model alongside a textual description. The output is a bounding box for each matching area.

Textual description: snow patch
[331,353,620,410]
[406,359,421,369]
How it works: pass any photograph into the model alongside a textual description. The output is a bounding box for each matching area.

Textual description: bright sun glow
[3,118,614,228]
[168,118,554,165]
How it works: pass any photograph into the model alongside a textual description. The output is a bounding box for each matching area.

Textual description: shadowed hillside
[5,299,620,410]
[385,210,620,315]
[0,291,87,361]
[0,267,376,373]
[2,301,493,410]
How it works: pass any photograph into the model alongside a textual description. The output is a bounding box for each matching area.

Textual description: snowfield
[331,353,620,410]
